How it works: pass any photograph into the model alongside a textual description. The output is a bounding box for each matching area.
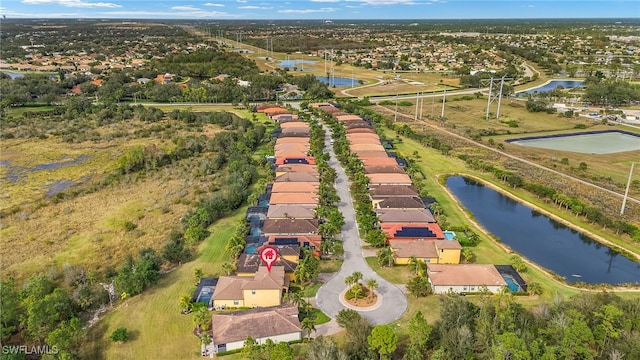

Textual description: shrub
[123,221,137,232]
[110,327,129,343]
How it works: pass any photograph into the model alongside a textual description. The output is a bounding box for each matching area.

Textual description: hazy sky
[1,0,638,19]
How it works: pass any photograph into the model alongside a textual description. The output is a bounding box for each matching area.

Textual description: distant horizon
[1,1,638,20]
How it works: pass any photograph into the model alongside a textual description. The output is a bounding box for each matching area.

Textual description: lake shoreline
[437,173,640,291]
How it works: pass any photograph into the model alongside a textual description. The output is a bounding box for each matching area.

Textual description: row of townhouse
[312,102,527,296]
[205,104,328,354]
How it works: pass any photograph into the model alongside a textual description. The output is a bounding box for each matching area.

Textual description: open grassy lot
[378,126,629,300]
[381,98,640,197]
[82,211,244,360]
[346,75,461,98]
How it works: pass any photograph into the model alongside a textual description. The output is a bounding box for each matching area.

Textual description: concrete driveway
[315,124,408,325]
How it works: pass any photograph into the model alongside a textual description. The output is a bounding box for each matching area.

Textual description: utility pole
[482,75,513,120]
[441,87,446,119]
[394,93,398,123]
[621,162,636,215]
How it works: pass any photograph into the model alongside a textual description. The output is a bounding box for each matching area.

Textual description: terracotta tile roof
[434,240,462,250]
[267,204,317,219]
[279,122,309,129]
[346,128,377,134]
[275,137,310,144]
[427,264,507,287]
[382,223,445,240]
[267,235,322,249]
[370,185,419,197]
[376,208,436,223]
[211,305,301,345]
[262,219,319,235]
[364,165,406,174]
[366,173,412,185]
[351,144,387,152]
[236,255,297,274]
[276,164,318,174]
[256,104,281,111]
[268,193,319,206]
[343,121,373,129]
[274,151,310,160]
[271,182,319,194]
[336,115,363,121]
[389,240,438,259]
[354,150,391,159]
[361,157,399,166]
[274,173,320,183]
[377,196,425,209]
[257,244,301,258]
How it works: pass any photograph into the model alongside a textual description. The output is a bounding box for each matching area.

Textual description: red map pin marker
[259,246,278,272]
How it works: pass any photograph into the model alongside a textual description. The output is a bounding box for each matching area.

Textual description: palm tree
[194,268,204,285]
[366,279,378,300]
[301,317,316,341]
[221,262,235,276]
[352,271,363,284]
[377,247,394,267]
[462,248,475,264]
[285,291,303,307]
[407,256,420,275]
[179,294,192,314]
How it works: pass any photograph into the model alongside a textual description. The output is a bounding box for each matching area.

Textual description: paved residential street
[315,124,408,326]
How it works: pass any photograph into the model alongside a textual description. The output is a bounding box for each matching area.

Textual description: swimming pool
[443,231,456,240]
[197,288,214,305]
[502,275,521,292]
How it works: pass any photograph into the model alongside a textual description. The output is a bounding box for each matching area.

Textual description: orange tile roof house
[351,144,387,152]
[235,254,297,278]
[274,151,309,160]
[276,164,319,175]
[262,219,319,236]
[364,165,407,174]
[210,305,302,353]
[212,266,288,309]
[382,223,445,241]
[275,156,316,165]
[267,204,317,219]
[347,133,381,142]
[275,137,310,144]
[256,104,281,112]
[427,264,508,294]
[370,185,419,197]
[272,114,299,122]
[343,120,373,129]
[268,193,319,206]
[376,196,426,209]
[280,128,311,137]
[262,107,291,117]
[390,239,462,265]
[361,157,400,166]
[274,173,320,183]
[354,150,391,160]
[366,173,413,186]
[336,114,363,122]
[267,235,322,250]
[346,128,377,134]
[376,209,437,224]
[271,182,319,194]
[279,121,309,129]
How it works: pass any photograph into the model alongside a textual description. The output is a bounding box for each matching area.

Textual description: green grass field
[82,211,244,360]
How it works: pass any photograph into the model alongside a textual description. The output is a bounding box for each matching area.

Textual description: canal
[446,176,640,285]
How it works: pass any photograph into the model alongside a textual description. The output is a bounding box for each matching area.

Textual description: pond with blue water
[446,176,640,285]
[278,60,317,69]
[507,130,640,154]
[517,80,585,95]
[316,76,357,87]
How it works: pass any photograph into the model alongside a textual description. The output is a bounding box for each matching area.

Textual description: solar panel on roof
[272,238,300,245]
[395,227,436,238]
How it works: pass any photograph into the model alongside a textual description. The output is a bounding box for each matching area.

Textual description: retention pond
[446,176,640,285]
